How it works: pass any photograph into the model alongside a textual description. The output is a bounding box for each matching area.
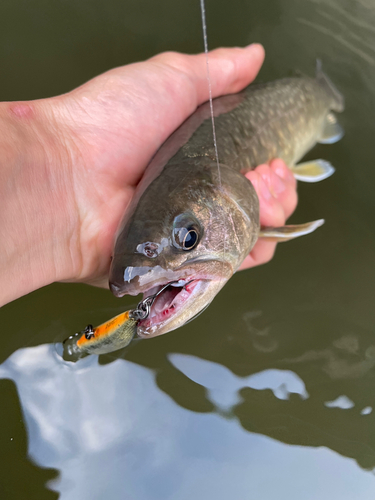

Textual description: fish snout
[109,279,136,297]
[109,263,154,297]
[109,257,184,297]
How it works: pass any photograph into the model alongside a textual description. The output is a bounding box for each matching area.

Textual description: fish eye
[172,214,201,251]
[173,227,198,250]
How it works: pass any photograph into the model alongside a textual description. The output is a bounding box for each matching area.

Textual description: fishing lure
[62,310,138,362]
[62,281,185,362]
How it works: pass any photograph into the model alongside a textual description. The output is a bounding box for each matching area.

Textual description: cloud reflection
[0,344,375,499]
[169,354,308,412]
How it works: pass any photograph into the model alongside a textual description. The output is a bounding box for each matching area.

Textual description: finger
[263,161,298,220]
[246,168,286,227]
[151,44,265,109]
[240,162,295,271]
[256,163,287,197]
[247,161,298,221]
[269,158,296,190]
[269,159,298,218]
[238,239,278,270]
[196,44,265,98]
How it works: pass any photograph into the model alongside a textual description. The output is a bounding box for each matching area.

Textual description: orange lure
[63,310,137,362]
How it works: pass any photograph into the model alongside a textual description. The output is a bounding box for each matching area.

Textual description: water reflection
[0,328,374,498]
[169,354,309,412]
[325,395,355,409]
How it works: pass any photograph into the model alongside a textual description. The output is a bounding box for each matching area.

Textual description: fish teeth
[170,280,186,287]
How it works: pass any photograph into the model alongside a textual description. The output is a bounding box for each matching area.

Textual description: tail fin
[316,59,344,112]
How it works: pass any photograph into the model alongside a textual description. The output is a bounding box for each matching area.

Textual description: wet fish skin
[109,67,344,337]
[173,74,343,172]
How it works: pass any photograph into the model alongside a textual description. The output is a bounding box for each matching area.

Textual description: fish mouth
[137,278,213,338]
[109,257,233,337]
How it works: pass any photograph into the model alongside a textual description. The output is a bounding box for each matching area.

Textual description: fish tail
[316,59,344,112]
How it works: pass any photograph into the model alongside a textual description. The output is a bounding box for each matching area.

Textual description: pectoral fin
[259,219,324,242]
[291,160,335,182]
[318,113,344,144]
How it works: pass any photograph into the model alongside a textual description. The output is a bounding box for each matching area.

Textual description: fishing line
[199,0,221,183]
[199,0,227,288]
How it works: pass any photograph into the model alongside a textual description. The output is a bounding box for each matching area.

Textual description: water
[1,0,375,498]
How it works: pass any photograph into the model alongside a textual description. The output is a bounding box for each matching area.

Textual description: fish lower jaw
[137,279,209,337]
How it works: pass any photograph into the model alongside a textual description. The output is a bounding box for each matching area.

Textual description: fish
[109,61,344,338]
[62,310,137,362]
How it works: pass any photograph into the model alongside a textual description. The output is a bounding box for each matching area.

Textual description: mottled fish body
[109,64,344,338]
[176,70,343,171]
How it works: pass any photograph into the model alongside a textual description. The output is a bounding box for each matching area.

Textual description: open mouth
[138,279,200,332]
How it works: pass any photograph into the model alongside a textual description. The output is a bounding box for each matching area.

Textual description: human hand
[0,44,297,306]
[50,43,272,288]
[239,158,298,271]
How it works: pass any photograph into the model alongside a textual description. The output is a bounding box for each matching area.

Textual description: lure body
[63,310,137,362]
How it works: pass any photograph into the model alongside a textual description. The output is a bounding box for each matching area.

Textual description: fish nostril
[137,242,159,258]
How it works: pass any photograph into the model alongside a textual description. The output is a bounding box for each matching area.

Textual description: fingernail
[246,42,261,48]
[259,177,272,201]
[271,171,286,195]
[245,43,264,56]
[274,164,289,180]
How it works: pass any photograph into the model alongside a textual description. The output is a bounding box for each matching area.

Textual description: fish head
[109,162,259,337]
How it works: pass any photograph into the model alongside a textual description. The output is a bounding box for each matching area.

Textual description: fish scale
[175,76,338,171]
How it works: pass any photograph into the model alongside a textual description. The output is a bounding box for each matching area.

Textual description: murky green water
[1,0,375,498]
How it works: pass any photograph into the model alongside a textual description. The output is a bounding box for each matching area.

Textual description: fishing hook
[129,280,193,321]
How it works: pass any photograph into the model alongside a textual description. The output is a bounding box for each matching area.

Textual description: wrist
[0,98,79,306]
